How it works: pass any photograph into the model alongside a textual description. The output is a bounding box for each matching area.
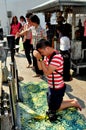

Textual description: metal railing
[0,39,21,129]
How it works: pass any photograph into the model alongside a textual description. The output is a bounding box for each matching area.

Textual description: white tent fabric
[28,0,86,13]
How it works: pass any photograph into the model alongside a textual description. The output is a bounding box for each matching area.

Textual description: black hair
[56,24,64,32]
[29,15,40,25]
[46,22,51,28]
[20,15,26,22]
[56,24,67,36]
[25,12,33,18]
[36,39,51,50]
[11,16,18,25]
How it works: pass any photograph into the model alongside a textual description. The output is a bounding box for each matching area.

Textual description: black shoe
[46,110,57,122]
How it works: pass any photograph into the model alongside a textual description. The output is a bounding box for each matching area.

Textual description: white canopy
[28,0,86,14]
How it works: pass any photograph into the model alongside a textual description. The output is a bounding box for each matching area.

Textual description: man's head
[25,12,33,23]
[29,15,40,27]
[26,12,33,18]
[36,39,53,56]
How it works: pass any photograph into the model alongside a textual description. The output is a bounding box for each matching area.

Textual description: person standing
[10,16,22,53]
[46,22,54,47]
[33,39,81,121]
[29,14,47,77]
[20,15,26,28]
[57,25,72,81]
[17,13,33,68]
[19,15,26,51]
[83,19,86,49]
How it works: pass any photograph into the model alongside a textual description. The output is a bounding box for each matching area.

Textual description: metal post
[15,67,20,101]
[8,74,17,130]
[10,62,17,103]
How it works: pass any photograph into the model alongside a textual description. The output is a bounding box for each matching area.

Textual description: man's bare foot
[26,65,30,68]
[73,99,82,111]
[26,64,32,68]
[33,74,40,77]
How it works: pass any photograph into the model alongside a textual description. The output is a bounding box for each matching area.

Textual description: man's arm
[16,27,31,38]
[38,60,57,76]
[33,50,57,76]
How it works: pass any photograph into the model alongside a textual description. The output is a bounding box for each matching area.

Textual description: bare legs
[58,98,82,111]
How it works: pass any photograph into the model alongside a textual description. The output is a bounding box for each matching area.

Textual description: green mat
[19,81,86,130]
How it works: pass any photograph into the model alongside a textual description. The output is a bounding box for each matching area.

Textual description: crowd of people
[7,12,82,122]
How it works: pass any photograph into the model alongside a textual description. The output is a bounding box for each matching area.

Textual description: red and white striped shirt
[44,53,64,89]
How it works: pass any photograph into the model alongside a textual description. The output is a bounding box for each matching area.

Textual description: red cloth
[84,20,86,36]
[10,22,21,36]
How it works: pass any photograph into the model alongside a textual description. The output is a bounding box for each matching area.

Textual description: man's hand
[33,50,42,60]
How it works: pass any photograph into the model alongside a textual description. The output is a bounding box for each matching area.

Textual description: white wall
[0,0,47,35]
[0,0,12,34]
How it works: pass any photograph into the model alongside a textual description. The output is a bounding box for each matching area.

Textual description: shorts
[47,84,66,111]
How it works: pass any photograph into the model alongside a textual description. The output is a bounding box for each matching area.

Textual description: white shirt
[60,36,70,51]
[32,25,46,49]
